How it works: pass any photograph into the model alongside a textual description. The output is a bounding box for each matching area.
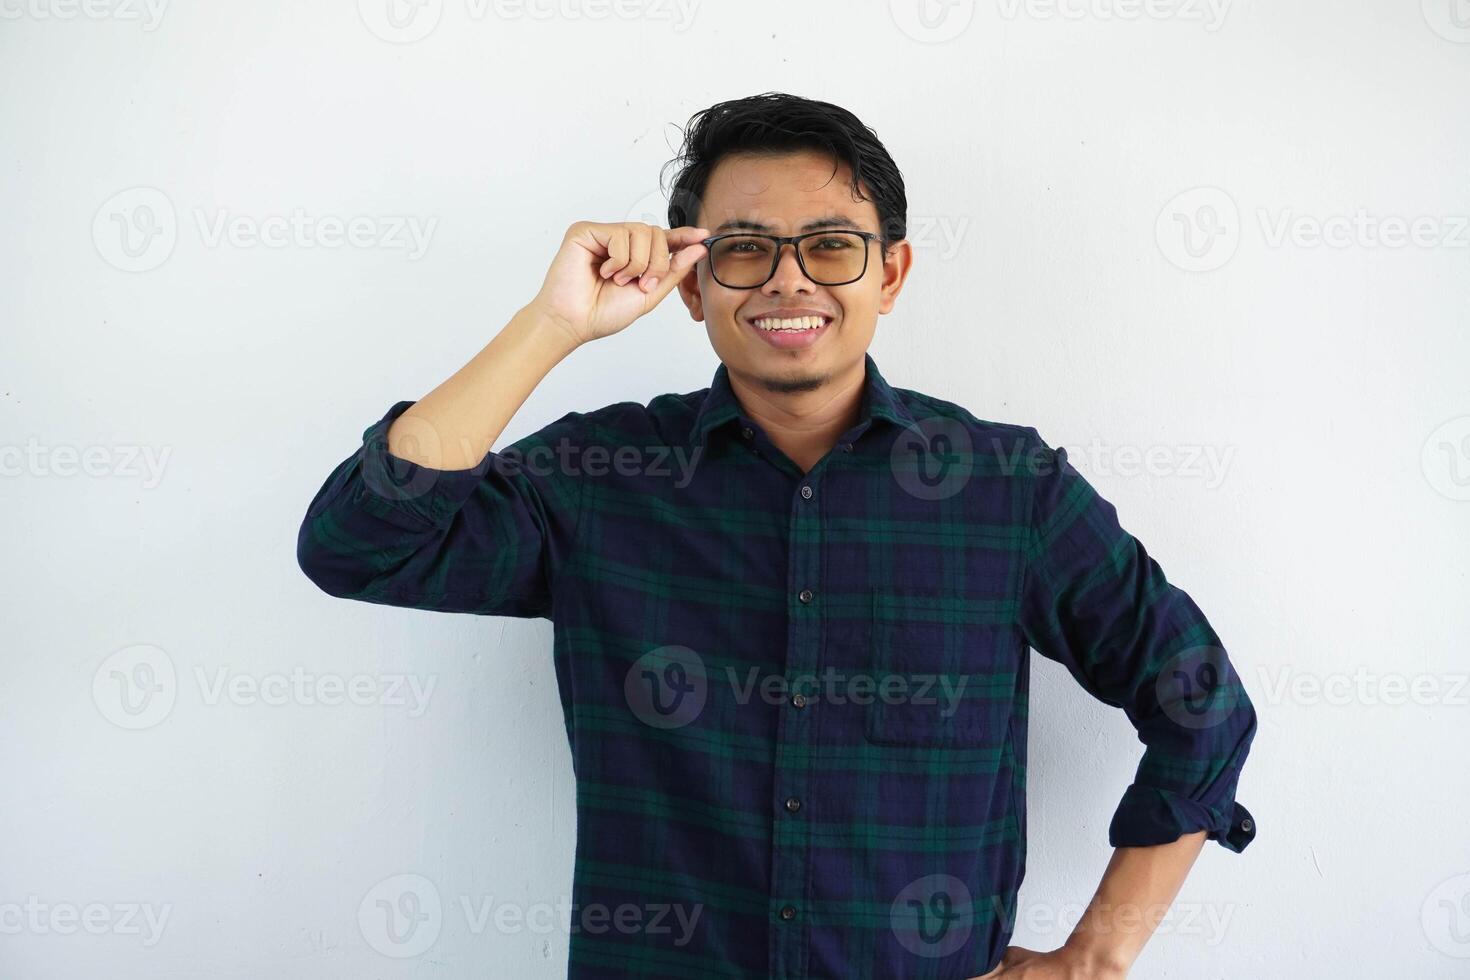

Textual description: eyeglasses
[699,230,881,289]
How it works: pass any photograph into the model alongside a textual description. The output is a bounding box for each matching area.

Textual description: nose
[761,242,815,295]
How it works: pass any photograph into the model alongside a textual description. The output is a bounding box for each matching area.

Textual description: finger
[641,226,703,290]
[598,226,630,279]
[639,226,671,292]
[650,226,671,278]
[640,241,705,299]
[577,221,614,264]
[617,224,653,285]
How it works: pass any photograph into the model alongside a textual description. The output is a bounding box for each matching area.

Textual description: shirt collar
[690,352,915,450]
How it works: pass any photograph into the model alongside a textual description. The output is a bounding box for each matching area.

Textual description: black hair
[661,92,907,257]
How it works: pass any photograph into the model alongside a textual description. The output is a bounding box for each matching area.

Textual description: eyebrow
[712,214,870,234]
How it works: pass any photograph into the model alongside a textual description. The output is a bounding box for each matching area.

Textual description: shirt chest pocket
[863,586,1008,749]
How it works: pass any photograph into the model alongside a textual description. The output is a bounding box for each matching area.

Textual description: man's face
[677,149,911,394]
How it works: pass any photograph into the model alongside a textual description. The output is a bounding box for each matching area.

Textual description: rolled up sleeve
[295,399,585,620]
[1017,428,1257,853]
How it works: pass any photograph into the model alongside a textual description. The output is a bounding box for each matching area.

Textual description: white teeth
[753,316,826,331]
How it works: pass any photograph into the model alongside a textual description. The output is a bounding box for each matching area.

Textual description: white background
[3,1,1468,976]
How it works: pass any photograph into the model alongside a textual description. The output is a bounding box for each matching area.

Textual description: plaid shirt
[297,352,1257,979]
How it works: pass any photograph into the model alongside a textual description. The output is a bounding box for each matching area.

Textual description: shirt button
[779,904,796,920]
[841,442,853,452]
[1240,818,1253,833]
[784,796,802,813]
[798,589,813,604]
[741,426,753,439]
[800,485,813,499]
[791,693,806,708]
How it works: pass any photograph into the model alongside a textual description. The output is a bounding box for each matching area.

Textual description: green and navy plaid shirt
[297,352,1257,979]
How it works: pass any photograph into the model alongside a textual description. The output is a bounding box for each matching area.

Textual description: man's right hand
[529,221,710,348]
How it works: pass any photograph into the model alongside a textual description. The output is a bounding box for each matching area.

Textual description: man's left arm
[997,427,1258,975]
[978,829,1209,977]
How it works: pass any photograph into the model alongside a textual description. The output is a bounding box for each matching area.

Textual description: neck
[726,358,866,474]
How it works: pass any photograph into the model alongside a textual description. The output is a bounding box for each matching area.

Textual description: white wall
[3,1,1467,976]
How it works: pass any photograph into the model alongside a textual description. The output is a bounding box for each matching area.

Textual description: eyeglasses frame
[697,230,883,289]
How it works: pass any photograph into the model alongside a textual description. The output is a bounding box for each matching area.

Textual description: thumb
[642,241,706,301]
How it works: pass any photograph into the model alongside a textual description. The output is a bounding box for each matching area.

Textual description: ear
[676,260,706,323]
[877,239,914,316]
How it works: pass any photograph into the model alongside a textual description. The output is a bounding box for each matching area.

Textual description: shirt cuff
[353,399,492,530]
[1108,784,1256,853]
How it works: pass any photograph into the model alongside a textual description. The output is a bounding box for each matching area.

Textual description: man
[297,92,1257,979]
